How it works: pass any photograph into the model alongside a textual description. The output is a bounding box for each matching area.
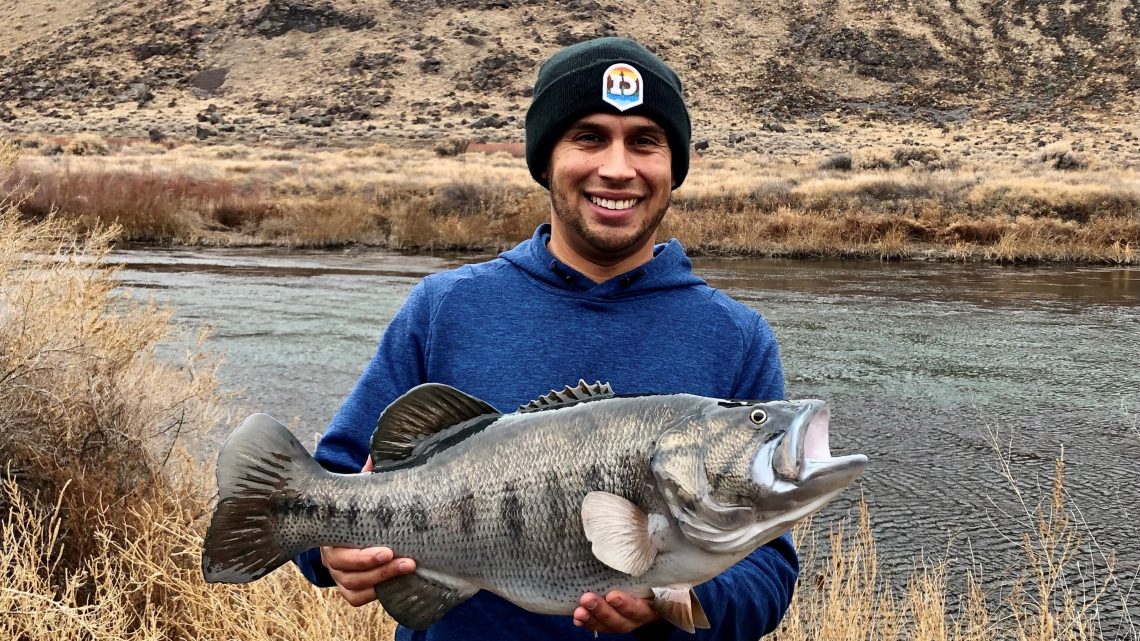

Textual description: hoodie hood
[499,224,707,299]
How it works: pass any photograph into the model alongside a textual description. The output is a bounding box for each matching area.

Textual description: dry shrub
[1,471,398,641]
[211,145,252,160]
[17,132,49,149]
[64,133,110,156]
[431,181,537,219]
[434,137,470,157]
[0,160,220,578]
[942,217,1009,245]
[15,168,237,241]
[1039,143,1089,171]
[963,178,1140,223]
[855,148,897,170]
[387,187,546,250]
[212,198,279,232]
[434,181,497,217]
[0,142,398,639]
[345,142,392,158]
[819,152,854,172]
[256,195,385,246]
[892,146,957,170]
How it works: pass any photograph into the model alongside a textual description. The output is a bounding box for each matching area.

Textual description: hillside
[1,0,1137,150]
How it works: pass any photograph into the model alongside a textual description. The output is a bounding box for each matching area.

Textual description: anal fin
[373,570,478,630]
[651,586,711,634]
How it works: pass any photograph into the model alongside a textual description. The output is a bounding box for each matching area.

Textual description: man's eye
[573,133,602,143]
[634,137,664,147]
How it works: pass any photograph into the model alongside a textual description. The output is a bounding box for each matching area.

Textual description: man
[293,37,798,640]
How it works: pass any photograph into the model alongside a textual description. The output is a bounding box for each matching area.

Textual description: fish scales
[341,396,687,604]
[202,382,868,632]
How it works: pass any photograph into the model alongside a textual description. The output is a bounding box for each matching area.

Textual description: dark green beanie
[525,37,691,190]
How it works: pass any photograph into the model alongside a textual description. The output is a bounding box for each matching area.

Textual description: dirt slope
[1,0,1136,147]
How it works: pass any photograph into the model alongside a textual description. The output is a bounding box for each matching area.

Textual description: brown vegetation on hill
[1,0,1138,151]
[7,137,1138,263]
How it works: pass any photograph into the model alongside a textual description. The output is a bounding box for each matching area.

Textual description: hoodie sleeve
[633,308,798,640]
[292,280,433,586]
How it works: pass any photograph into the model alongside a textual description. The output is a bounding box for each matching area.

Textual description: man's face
[545,113,673,266]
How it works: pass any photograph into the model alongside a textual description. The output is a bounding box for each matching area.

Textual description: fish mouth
[765,400,867,492]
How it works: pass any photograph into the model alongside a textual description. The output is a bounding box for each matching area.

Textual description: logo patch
[602,63,644,111]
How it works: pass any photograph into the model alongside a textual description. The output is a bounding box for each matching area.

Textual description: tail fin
[202,413,325,583]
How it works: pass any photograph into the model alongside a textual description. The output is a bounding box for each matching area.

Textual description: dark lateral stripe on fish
[499,483,526,543]
[456,491,477,537]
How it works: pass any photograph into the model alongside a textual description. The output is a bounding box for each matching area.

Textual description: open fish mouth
[763,400,868,492]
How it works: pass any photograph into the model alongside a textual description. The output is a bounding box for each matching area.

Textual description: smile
[588,195,639,210]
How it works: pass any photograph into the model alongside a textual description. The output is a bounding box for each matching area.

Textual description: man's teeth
[589,196,638,210]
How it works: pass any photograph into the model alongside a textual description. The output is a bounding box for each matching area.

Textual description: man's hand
[320,457,416,607]
[572,590,661,633]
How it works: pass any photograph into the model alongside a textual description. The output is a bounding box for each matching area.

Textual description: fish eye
[749,408,768,425]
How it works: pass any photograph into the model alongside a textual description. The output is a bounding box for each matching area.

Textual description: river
[112,245,1140,636]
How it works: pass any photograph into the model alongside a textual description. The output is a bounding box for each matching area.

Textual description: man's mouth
[588,195,640,211]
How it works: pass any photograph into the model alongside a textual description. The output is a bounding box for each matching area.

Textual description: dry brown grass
[774,446,1133,641]
[0,140,398,640]
[9,140,1140,262]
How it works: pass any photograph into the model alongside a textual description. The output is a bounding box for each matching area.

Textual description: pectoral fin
[580,491,657,577]
[373,570,478,630]
[652,586,711,633]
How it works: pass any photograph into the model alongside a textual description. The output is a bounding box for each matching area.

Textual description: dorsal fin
[517,380,614,413]
[370,383,500,471]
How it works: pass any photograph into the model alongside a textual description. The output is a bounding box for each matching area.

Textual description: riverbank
[5,132,1139,264]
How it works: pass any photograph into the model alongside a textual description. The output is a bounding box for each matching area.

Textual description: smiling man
[293,37,798,640]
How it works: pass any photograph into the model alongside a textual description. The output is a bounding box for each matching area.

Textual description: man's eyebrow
[566,121,667,136]
[628,124,667,136]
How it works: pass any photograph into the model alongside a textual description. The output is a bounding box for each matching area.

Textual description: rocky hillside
[1,0,1136,147]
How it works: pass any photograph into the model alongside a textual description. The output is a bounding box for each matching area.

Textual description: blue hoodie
[294,224,798,640]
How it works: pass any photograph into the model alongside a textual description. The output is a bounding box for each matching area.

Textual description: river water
[112,246,1140,636]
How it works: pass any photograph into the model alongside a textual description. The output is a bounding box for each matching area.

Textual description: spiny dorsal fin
[517,380,614,413]
[370,384,500,471]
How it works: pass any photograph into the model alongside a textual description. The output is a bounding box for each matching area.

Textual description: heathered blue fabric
[293,224,798,640]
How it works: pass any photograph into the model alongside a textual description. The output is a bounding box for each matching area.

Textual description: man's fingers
[333,557,417,592]
[321,546,393,572]
[575,592,638,633]
[339,585,379,608]
[606,590,658,622]
[362,456,374,473]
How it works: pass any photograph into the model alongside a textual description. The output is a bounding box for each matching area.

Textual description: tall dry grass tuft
[774,441,1134,641]
[0,141,398,640]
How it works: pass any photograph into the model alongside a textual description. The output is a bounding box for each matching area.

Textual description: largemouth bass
[202,381,867,632]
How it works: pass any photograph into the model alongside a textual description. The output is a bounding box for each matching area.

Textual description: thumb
[362,456,374,473]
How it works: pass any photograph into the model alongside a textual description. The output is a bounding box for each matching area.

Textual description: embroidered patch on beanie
[602,64,644,111]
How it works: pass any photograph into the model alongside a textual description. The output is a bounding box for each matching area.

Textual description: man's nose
[597,143,637,182]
